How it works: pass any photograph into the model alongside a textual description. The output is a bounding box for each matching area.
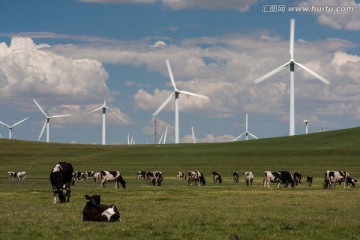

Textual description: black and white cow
[244,171,254,186]
[211,171,222,183]
[233,172,240,183]
[73,171,86,182]
[323,170,350,189]
[293,171,302,185]
[137,171,146,180]
[50,162,74,203]
[176,171,186,180]
[145,171,163,186]
[188,171,206,186]
[8,171,16,180]
[345,176,357,188]
[263,171,281,188]
[82,195,120,222]
[101,171,126,188]
[306,176,313,186]
[84,171,95,180]
[276,171,295,188]
[93,172,102,183]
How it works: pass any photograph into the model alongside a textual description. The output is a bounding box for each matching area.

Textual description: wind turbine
[254,19,329,136]
[33,99,71,143]
[152,59,209,144]
[191,126,196,143]
[89,99,127,145]
[304,120,309,134]
[233,113,258,141]
[0,117,29,139]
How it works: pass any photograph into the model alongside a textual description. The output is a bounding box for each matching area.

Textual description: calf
[50,162,74,203]
[176,171,186,180]
[244,171,254,186]
[233,172,239,183]
[211,171,222,183]
[82,195,120,222]
[101,171,126,189]
[188,171,206,186]
[137,171,146,180]
[306,176,313,186]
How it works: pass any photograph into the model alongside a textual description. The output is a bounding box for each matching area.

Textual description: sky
[0,0,359,145]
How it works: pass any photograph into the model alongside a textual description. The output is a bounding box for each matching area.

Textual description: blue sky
[0,0,359,144]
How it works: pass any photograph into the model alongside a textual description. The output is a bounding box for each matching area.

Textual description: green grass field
[1,127,360,240]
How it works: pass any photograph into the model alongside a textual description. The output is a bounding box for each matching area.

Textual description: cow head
[85,195,101,205]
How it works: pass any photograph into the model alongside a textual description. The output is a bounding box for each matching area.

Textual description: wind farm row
[0,19,330,145]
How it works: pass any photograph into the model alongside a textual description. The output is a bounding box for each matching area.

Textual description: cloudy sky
[0,0,359,144]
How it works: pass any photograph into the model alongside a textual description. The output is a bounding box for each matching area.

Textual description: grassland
[1,127,360,240]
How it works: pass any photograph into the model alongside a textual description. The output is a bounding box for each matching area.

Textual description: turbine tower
[89,99,127,145]
[304,120,309,134]
[191,126,196,143]
[0,117,29,139]
[33,99,70,143]
[152,59,209,144]
[254,19,329,136]
[233,113,258,141]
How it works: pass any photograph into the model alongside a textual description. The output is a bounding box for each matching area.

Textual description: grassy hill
[1,127,360,240]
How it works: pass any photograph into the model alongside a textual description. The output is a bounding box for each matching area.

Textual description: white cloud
[162,0,257,11]
[297,0,360,30]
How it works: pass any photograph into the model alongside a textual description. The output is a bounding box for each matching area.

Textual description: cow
[323,170,350,189]
[176,171,186,180]
[145,171,155,184]
[8,171,16,180]
[244,171,254,186]
[293,171,302,185]
[188,171,206,186]
[50,162,74,203]
[306,176,313,186]
[16,171,26,180]
[145,171,163,186]
[233,172,239,183]
[211,171,222,183]
[93,172,102,183]
[84,171,95,180]
[263,171,281,188]
[276,171,295,188]
[101,171,126,189]
[137,171,146,180]
[82,195,120,222]
[73,171,86,181]
[345,176,357,188]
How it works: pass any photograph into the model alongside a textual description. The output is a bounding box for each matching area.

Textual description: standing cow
[244,171,254,186]
[188,171,206,186]
[263,171,281,188]
[101,171,126,189]
[50,162,74,203]
[211,171,222,183]
[233,172,240,183]
[293,171,302,185]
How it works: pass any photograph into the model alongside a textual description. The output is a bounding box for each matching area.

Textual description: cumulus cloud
[297,0,360,30]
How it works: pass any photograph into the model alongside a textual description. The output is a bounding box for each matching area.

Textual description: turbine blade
[11,117,29,128]
[39,120,47,140]
[248,132,259,139]
[50,114,71,118]
[165,59,177,90]
[33,99,48,117]
[290,19,295,60]
[152,92,175,117]
[178,90,209,100]
[233,132,246,141]
[295,62,330,85]
[254,62,289,84]
[107,107,127,123]
[0,120,10,128]
[88,106,103,114]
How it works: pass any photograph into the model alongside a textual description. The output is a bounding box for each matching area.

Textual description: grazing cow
[101,171,126,189]
[93,172,102,183]
[263,171,281,188]
[73,171,86,181]
[233,172,239,183]
[211,171,222,183]
[16,171,26,180]
[277,171,295,188]
[8,171,16,180]
[84,171,95,180]
[306,176,313,186]
[244,171,254,186]
[145,171,155,184]
[323,170,350,189]
[176,171,186,180]
[50,162,74,203]
[293,171,302,185]
[82,195,120,222]
[188,171,206,186]
[345,176,357,188]
[137,171,146,180]
[154,171,163,186]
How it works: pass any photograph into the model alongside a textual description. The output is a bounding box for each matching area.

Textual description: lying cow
[306,176,313,186]
[188,171,206,186]
[244,171,254,186]
[50,162,74,203]
[233,172,239,183]
[211,171,222,183]
[101,171,126,188]
[176,171,186,180]
[83,195,120,222]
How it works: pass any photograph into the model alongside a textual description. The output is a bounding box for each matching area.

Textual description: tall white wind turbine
[0,117,29,139]
[152,59,209,144]
[89,99,127,145]
[33,99,71,143]
[233,113,258,141]
[254,19,329,136]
